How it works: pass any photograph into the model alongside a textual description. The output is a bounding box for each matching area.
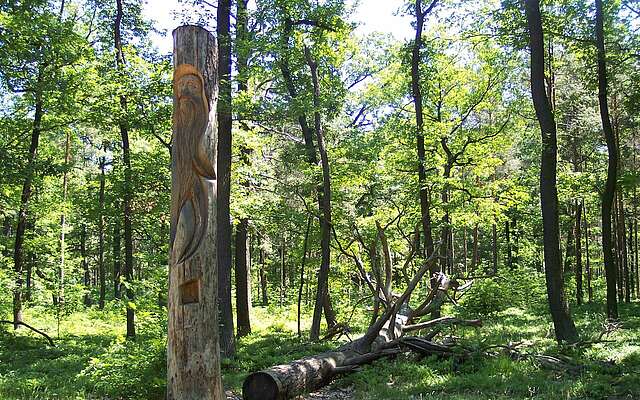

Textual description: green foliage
[80,333,166,400]
[458,268,546,317]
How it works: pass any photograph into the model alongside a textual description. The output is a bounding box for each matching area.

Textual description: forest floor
[1,301,639,399]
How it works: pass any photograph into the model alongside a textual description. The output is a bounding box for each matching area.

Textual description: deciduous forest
[1,0,640,399]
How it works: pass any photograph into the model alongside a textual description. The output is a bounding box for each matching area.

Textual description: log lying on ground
[0,320,55,346]
[242,268,477,400]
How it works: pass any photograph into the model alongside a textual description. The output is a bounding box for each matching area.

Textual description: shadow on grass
[0,330,116,399]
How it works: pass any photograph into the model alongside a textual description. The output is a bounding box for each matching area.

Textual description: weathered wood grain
[167,25,223,400]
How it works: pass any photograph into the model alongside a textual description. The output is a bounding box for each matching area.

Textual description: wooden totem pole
[167,25,223,400]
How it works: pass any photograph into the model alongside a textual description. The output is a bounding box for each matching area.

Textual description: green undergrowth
[1,301,639,399]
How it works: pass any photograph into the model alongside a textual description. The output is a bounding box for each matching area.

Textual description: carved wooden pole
[167,25,223,400]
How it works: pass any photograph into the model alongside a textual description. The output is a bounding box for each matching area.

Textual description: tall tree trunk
[617,192,629,302]
[82,223,91,306]
[575,200,583,305]
[259,243,268,306]
[13,82,43,329]
[583,201,593,303]
[234,0,252,339]
[563,216,575,279]
[167,25,223,400]
[235,220,252,337]
[305,46,334,341]
[58,130,70,306]
[298,216,312,337]
[115,0,135,338]
[278,18,336,339]
[412,0,438,289]
[524,0,578,342]
[506,219,513,269]
[492,221,498,275]
[472,223,479,270]
[113,218,121,299]
[595,0,618,320]
[98,151,106,309]
[216,0,235,359]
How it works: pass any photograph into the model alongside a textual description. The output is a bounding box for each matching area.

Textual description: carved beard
[170,71,215,265]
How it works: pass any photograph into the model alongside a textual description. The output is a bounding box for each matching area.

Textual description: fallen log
[0,320,55,346]
[243,268,475,400]
[242,346,400,400]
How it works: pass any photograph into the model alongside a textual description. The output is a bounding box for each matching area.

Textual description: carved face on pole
[171,64,216,265]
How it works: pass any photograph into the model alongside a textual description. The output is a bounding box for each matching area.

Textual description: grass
[1,300,639,399]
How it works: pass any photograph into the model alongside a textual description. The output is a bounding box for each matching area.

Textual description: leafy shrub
[79,315,166,400]
[458,278,511,316]
[458,267,546,317]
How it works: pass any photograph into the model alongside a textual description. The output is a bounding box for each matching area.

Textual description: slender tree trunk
[167,25,223,400]
[633,217,640,298]
[58,130,70,306]
[216,0,235,358]
[617,192,630,303]
[575,200,583,305]
[583,202,593,303]
[298,216,312,337]
[98,152,106,309]
[412,0,438,289]
[82,223,91,306]
[634,132,639,298]
[235,219,252,337]
[595,0,618,319]
[113,219,121,299]
[629,222,634,299]
[278,17,335,338]
[506,219,513,269]
[472,223,479,270]
[525,0,578,342]
[613,196,623,301]
[115,0,135,338]
[13,83,43,329]
[305,47,334,341]
[260,247,268,306]
[563,216,575,279]
[234,0,252,339]
[492,221,498,275]
[25,253,33,302]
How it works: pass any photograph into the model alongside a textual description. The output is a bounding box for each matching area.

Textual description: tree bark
[575,200,583,305]
[98,149,106,309]
[506,219,513,269]
[595,0,618,319]
[167,25,223,400]
[58,130,70,306]
[235,219,252,337]
[298,216,312,337]
[617,193,630,303]
[13,81,43,330]
[583,201,593,303]
[492,222,498,275]
[234,0,252,339]
[82,223,91,306]
[412,0,438,287]
[115,0,135,338]
[524,0,578,342]
[259,242,268,306]
[305,46,334,341]
[216,0,235,358]
[472,223,479,270]
[113,218,121,299]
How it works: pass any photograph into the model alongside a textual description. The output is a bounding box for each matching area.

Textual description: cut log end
[242,371,282,400]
